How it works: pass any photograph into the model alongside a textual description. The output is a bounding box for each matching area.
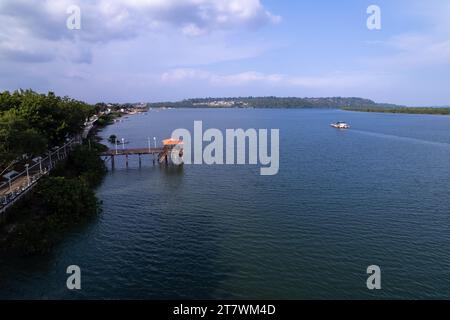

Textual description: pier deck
[101,148,164,156]
[101,147,173,168]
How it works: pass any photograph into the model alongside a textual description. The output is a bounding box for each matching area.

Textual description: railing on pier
[0,137,82,216]
[101,145,183,168]
[82,115,99,139]
[101,147,164,169]
[101,147,164,156]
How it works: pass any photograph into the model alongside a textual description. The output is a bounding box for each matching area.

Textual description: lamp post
[121,138,125,151]
[148,137,151,153]
[153,137,156,148]
[48,151,52,170]
[115,139,118,155]
[39,157,43,174]
[25,164,30,187]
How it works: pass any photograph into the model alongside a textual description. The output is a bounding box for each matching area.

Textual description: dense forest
[0,90,95,170]
[148,96,402,109]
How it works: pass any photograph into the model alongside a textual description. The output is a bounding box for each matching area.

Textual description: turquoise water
[2,108,450,299]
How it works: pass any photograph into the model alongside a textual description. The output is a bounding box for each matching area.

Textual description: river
[2,108,450,299]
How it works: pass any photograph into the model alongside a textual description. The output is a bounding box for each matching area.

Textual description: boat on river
[331,122,350,129]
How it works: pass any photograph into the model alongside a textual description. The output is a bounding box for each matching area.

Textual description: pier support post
[139,154,142,168]
[48,152,53,170]
[111,155,115,170]
[126,154,129,168]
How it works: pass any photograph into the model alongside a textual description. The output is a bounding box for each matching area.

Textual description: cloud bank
[0,0,449,105]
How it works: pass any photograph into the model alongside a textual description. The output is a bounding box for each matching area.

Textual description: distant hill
[148,97,403,109]
[343,106,450,115]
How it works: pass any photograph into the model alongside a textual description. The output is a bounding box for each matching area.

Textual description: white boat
[331,122,350,129]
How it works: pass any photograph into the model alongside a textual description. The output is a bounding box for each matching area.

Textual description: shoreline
[149,105,450,116]
[342,107,450,116]
[0,115,117,256]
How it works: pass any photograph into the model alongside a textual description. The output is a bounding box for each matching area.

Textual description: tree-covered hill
[148,96,402,109]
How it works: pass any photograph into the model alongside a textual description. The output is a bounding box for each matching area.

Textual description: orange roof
[162,138,183,146]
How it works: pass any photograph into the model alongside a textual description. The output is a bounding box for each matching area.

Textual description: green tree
[36,176,100,226]
[0,109,47,166]
[0,89,94,169]
[52,144,107,187]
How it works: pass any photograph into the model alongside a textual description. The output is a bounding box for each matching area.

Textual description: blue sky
[1,0,449,106]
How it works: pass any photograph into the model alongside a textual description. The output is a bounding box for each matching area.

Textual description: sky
[0,0,450,106]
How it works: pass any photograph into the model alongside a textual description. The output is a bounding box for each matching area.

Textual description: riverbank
[342,106,450,115]
[0,141,107,255]
[0,104,139,255]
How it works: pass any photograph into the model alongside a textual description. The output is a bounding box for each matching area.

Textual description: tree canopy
[0,89,94,169]
[343,106,450,115]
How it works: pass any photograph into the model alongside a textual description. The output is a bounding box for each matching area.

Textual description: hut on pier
[159,139,184,165]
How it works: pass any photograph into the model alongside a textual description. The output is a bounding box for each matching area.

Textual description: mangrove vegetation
[0,90,107,255]
[343,106,450,115]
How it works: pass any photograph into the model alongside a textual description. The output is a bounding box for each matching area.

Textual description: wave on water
[350,129,450,149]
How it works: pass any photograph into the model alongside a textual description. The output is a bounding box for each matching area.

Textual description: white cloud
[0,0,280,42]
[0,0,280,65]
[160,68,392,90]
[2,0,448,106]
[366,33,450,69]
[364,1,450,69]
[182,23,207,37]
[161,68,211,82]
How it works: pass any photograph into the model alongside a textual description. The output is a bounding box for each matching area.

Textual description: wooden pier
[101,139,184,169]
[101,146,182,168]
[101,148,164,156]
